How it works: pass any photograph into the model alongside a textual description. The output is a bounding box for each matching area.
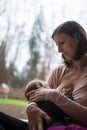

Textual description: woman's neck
[72,54,87,70]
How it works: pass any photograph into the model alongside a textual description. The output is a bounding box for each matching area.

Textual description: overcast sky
[2,0,87,35]
[1,0,87,72]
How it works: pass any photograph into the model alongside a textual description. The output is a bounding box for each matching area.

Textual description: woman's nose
[58,45,63,52]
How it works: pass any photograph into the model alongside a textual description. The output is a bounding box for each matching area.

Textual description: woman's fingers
[29,122,36,130]
[43,113,52,125]
[37,119,43,130]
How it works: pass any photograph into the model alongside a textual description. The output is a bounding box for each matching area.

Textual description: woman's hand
[26,103,51,130]
[28,88,59,103]
[25,82,50,100]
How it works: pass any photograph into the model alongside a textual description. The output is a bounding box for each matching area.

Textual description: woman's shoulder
[48,64,67,81]
[52,64,67,73]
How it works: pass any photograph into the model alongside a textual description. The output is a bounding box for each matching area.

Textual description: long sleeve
[47,65,87,126]
[53,92,87,126]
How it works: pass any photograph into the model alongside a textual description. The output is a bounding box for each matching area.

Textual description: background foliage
[0,0,87,92]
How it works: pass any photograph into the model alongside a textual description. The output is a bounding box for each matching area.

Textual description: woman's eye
[59,41,65,46]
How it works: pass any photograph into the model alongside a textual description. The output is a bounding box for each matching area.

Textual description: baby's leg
[37,101,68,120]
[37,96,74,128]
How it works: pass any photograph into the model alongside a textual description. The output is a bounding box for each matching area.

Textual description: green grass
[0,98,27,106]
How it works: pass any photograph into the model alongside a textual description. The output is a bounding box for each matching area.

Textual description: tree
[26,7,45,81]
[0,41,8,84]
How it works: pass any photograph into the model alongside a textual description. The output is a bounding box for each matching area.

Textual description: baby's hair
[25,79,46,100]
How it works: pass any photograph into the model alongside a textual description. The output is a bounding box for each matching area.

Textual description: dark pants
[0,96,73,130]
[0,112,28,130]
[0,123,5,130]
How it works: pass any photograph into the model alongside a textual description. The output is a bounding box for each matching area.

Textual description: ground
[0,104,27,119]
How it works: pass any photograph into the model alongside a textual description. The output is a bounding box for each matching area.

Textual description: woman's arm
[52,91,87,126]
[29,87,87,126]
[47,66,87,126]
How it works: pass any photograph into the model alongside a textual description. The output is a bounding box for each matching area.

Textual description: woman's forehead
[54,33,69,40]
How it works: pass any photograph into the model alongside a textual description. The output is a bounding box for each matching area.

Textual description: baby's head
[25,79,45,100]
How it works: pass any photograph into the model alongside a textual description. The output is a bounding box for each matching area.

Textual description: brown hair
[52,21,87,67]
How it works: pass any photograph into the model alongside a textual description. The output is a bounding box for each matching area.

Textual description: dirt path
[0,104,27,119]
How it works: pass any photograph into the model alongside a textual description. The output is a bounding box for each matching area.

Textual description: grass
[0,98,27,106]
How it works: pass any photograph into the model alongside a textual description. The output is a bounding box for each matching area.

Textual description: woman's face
[53,33,78,60]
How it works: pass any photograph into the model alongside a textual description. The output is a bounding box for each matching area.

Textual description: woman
[26,21,87,130]
[0,21,87,130]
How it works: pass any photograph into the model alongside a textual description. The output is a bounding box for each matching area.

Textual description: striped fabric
[47,65,87,126]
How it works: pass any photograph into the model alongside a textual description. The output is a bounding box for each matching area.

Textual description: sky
[1,0,87,72]
[2,0,87,37]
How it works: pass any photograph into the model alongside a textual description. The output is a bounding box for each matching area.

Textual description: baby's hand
[62,87,73,96]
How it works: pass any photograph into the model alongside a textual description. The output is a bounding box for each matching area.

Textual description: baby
[25,79,70,127]
[25,79,49,100]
